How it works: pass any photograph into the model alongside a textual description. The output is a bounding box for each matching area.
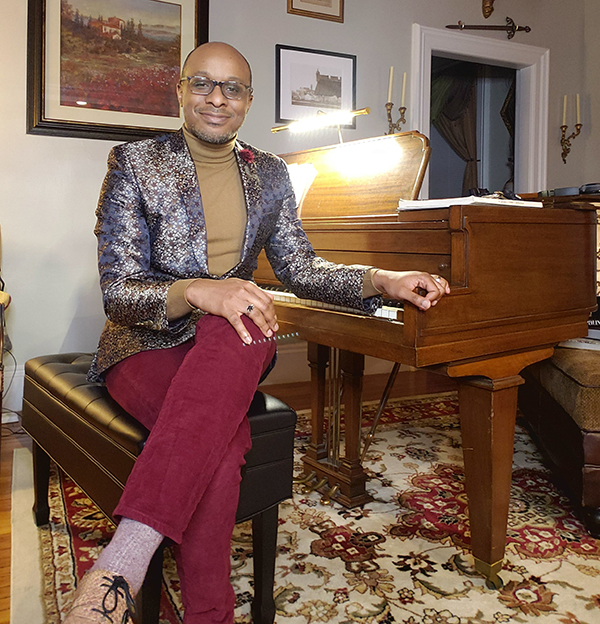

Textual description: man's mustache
[195,107,234,118]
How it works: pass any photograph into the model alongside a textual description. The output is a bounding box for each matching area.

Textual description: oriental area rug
[37,392,600,624]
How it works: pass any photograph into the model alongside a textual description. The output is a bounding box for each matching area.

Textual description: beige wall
[0,0,594,410]
[584,0,600,183]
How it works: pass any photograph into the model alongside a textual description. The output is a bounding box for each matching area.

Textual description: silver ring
[434,276,443,283]
[245,304,254,314]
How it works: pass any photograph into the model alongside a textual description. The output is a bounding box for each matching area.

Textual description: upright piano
[254,131,597,588]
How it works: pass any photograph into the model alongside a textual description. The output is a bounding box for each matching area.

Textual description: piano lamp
[271,107,370,142]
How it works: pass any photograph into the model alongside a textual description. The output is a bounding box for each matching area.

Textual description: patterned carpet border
[38,391,600,624]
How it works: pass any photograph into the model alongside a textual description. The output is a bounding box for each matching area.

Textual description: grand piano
[254,131,597,588]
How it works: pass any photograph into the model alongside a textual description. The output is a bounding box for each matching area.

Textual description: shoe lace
[91,575,137,624]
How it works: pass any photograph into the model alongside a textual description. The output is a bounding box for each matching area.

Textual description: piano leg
[302,346,372,507]
[306,342,329,462]
[457,374,523,589]
[339,350,370,505]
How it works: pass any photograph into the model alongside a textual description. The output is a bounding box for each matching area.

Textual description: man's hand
[371,270,450,311]
[185,278,278,344]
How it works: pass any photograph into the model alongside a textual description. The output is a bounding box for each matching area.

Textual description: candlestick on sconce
[560,94,583,164]
[386,70,407,134]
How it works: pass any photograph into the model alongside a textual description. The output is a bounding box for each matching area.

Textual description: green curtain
[431,61,479,195]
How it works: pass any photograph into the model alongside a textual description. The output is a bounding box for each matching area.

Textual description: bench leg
[583,506,600,539]
[251,505,278,624]
[31,441,51,526]
[135,541,164,624]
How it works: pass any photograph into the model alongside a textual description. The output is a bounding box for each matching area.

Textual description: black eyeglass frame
[180,76,254,100]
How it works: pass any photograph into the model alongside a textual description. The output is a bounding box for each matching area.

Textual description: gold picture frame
[287,0,344,24]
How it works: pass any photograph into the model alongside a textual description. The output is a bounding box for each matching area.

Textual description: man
[65,42,449,624]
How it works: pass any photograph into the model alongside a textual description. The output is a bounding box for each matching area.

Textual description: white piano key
[263,288,400,321]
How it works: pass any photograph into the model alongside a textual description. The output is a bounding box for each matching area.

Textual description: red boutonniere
[239,149,255,164]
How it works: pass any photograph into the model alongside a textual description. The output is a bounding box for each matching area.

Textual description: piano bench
[519,347,600,538]
[21,352,297,624]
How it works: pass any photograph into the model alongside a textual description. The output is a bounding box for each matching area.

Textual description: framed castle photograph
[287,0,344,23]
[26,0,209,141]
[275,44,356,127]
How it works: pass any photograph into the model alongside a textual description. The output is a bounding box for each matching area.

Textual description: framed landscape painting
[27,0,209,141]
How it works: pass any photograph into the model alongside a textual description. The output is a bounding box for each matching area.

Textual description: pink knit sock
[91,517,164,595]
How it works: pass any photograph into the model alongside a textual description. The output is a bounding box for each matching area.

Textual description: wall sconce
[560,94,583,164]
[271,108,370,142]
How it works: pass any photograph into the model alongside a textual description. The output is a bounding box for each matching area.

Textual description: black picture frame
[26,0,209,141]
[275,44,356,128]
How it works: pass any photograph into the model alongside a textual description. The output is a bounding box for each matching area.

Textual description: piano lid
[280,131,430,219]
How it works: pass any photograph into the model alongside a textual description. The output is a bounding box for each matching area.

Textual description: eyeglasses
[180,76,253,100]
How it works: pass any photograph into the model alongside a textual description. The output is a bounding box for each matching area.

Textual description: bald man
[65,42,449,624]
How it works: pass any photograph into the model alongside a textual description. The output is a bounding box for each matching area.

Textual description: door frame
[411,24,549,196]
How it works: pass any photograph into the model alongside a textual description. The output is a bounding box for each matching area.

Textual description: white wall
[0,0,593,411]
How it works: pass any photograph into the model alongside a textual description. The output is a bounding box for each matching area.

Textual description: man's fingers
[420,274,449,305]
[408,291,432,311]
[245,306,277,338]
[229,314,254,344]
[241,289,278,335]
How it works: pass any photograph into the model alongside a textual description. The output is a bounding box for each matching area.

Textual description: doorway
[411,24,549,196]
[428,57,516,199]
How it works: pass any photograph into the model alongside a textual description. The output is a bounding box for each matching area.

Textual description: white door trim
[411,24,549,195]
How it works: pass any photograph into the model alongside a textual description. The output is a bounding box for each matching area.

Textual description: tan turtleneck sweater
[166,129,247,319]
[166,130,381,321]
[185,127,246,275]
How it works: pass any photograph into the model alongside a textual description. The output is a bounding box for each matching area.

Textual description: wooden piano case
[254,132,597,589]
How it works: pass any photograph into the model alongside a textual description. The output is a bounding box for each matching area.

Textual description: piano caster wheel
[475,557,504,590]
[302,477,328,494]
[320,484,340,505]
[485,574,504,590]
[294,470,316,485]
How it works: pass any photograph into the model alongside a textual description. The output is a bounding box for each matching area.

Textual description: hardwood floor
[1,422,32,624]
[0,369,455,623]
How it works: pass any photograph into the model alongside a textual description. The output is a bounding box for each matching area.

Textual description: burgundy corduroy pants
[104,314,277,624]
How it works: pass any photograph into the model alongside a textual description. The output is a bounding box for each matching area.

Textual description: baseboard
[261,340,310,385]
[260,340,405,386]
[2,362,24,422]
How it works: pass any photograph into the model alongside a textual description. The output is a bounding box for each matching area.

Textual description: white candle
[401,72,407,108]
[562,95,567,126]
[387,66,394,103]
[577,93,581,124]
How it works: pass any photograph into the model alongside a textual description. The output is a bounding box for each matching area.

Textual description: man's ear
[176,83,183,107]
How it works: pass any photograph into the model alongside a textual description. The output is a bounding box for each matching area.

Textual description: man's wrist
[370,269,388,294]
[167,278,199,320]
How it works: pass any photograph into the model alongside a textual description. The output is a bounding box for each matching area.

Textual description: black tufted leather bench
[21,353,297,624]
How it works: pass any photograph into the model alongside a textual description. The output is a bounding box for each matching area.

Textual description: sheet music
[397,195,543,210]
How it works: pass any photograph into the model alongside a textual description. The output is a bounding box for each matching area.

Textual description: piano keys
[254,131,598,588]
[266,288,403,321]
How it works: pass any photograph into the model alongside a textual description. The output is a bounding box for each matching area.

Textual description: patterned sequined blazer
[88,129,381,381]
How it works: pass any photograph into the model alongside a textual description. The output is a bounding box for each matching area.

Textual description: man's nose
[205,84,227,107]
